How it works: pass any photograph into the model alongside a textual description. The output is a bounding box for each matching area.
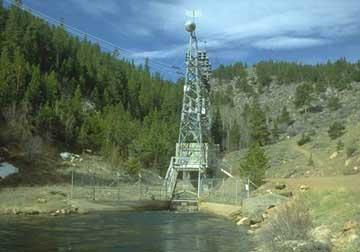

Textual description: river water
[0,211,253,252]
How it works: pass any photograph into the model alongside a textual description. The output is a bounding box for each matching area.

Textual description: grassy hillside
[225,121,360,178]
[212,60,360,179]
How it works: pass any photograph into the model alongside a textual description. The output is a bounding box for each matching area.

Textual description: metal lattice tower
[164,20,212,199]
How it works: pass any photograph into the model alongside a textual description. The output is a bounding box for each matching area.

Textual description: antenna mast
[164,14,212,199]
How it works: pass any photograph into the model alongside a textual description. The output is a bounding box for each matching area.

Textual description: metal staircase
[164,157,178,197]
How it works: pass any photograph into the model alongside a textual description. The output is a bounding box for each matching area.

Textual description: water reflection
[0,211,253,252]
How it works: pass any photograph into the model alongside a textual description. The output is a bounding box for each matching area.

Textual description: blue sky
[14,0,360,78]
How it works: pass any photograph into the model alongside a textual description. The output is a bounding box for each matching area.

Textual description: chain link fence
[68,168,258,205]
[174,177,258,205]
[69,171,167,202]
[200,178,247,205]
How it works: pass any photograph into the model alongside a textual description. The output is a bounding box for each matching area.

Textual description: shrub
[125,157,141,176]
[297,133,311,146]
[24,135,44,162]
[257,198,313,252]
[327,96,341,111]
[346,142,357,158]
[307,154,314,167]
[336,140,344,151]
[328,121,345,140]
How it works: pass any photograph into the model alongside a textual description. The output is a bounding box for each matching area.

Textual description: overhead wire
[3,0,184,77]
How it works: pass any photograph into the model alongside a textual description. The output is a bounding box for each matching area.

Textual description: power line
[3,0,184,76]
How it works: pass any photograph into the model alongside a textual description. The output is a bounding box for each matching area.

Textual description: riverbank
[198,202,241,220]
[0,185,170,216]
[200,188,360,252]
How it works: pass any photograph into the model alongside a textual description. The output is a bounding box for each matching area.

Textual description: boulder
[275,183,286,190]
[329,152,338,160]
[279,191,293,197]
[242,194,288,220]
[37,198,47,204]
[60,152,72,161]
[343,220,359,232]
[236,217,250,226]
[348,233,359,243]
[12,208,20,215]
[77,208,89,215]
[345,159,351,167]
[250,216,263,225]
[311,225,332,244]
[247,230,255,235]
[300,185,310,191]
[250,223,261,229]
[26,209,40,215]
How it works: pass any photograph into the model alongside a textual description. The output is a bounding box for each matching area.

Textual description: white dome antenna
[185,20,196,33]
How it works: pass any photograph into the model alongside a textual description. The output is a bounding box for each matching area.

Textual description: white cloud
[69,0,119,17]
[253,36,329,50]
[132,45,186,59]
[142,0,360,50]
[65,0,360,63]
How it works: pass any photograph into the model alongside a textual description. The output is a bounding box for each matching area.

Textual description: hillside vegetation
[0,2,182,177]
[212,59,360,179]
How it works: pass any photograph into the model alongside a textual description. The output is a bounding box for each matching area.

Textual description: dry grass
[257,197,313,251]
[267,173,360,193]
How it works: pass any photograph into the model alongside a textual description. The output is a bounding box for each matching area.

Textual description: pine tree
[328,121,345,140]
[240,143,269,185]
[0,47,14,106]
[229,120,240,151]
[294,82,314,109]
[0,0,5,42]
[271,120,280,141]
[0,5,188,174]
[248,100,270,146]
[211,108,223,147]
[3,3,24,52]
[278,106,291,125]
[13,47,29,100]
[25,65,42,110]
[43,71,58,103]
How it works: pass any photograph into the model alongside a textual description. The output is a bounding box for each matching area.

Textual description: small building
[0,162,19,179]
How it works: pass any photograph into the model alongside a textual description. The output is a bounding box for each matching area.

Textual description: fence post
[247,177,250,199]
[71,169,74,200]
[92,173,96,201]
[235,178,238,205]
[159,185,162,200]
[222,178,225,202]
[138,176,142,200]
